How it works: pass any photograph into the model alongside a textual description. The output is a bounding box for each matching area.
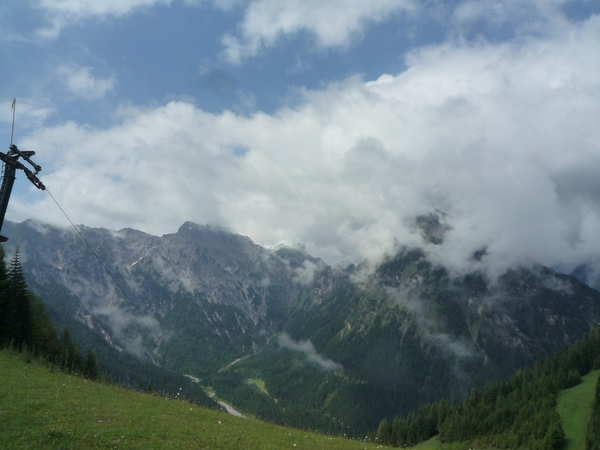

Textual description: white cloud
[34,0,173,38]
[36,0,171,17]
[221,0,418,64]
[11,13,600,278]
[278,332,343,372]
[291,260,320,285]
[453,0,570,26]
[94,304,162,358]
[183,0,243,10]
[57,65,115,100]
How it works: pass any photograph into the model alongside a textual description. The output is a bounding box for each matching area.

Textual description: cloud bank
[94,304,162,358]
[10,10,600,278]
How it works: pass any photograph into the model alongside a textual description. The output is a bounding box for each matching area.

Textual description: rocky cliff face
[2,219,332,373]
[372,249,600,370]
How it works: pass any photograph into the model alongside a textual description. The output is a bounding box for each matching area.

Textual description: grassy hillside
[0,349,385,450]
[558,368,600,450]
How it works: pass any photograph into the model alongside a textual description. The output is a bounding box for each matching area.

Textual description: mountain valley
[4,218,600,436]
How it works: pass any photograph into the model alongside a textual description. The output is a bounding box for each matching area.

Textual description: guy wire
[45,187,160,343]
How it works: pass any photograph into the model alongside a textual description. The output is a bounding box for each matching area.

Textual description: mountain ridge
[4,218,600,436]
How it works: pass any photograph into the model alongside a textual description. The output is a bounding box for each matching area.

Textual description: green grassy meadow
[558,368,600,450]
[0,350,386,450]
[246,378,268,395]
[409,436,441,449]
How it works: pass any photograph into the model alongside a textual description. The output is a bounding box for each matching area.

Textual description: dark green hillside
[0,349,385,450]
[208,335,409,435]
[158,293,266,377]
[373,327,600,448]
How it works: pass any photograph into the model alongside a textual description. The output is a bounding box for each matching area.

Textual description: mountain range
[3,218,600,436]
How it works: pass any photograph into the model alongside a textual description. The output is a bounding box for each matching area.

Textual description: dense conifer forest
[374,327,600,449]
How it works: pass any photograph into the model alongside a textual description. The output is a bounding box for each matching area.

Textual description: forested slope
[374,327,600,449]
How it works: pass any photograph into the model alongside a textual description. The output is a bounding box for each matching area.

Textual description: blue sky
[1,0,600,275]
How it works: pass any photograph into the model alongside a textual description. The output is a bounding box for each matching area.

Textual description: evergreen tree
[84,349,101,381]
[376,418,392,445]
[28,293,60,359]
[544,414,566,450]
[60,328,82,374]
[0,245,11,343]
[7,248,32,348]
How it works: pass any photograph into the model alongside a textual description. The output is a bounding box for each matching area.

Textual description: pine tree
[544,415,565,450]
[29,293,60,359]
[84,349,100,381]
[0,245,11,343]
[7,248,32,348]
[376,418,392,445]
[60,328,82,374]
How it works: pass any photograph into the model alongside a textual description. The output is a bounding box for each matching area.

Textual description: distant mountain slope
[4,219,600,436]
[211,248,600,433]
[3,219,329,377]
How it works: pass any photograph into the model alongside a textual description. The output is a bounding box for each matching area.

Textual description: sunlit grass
[247,377,268,395]
[557,368,600,450]
[0,349,391,449]
[410,435,442,449]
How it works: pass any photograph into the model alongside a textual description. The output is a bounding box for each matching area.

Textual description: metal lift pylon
[0,99,46,241]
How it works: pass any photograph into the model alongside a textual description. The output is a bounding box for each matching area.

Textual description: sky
[1,0,600,276]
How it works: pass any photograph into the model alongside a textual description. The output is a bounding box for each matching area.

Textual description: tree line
[0,246,100,380]
[374,326,600,449]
